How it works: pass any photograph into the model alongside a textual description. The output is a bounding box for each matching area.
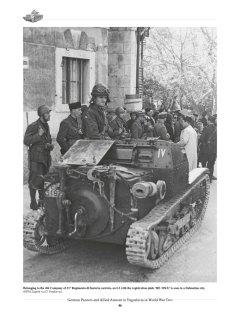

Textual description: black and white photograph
[3,0,240,318]
[23,26,217,282]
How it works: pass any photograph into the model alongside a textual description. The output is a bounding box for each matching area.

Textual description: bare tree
[144,27,217,114]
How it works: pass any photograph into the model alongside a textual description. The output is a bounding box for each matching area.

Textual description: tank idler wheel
[146,230,159,260]
[34,214,47,246]
[23,210,71,254]
[158,234,166,256]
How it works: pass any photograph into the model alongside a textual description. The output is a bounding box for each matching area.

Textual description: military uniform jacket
[57,115,83,155]
[83,104,107,139]
[154,123,169,140]
[132,120,145,139]
[108,116,127,139]
[24,119,52,168]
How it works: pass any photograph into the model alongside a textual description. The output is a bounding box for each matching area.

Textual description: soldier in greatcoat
[57,102,84,155]
[24,105,54,210]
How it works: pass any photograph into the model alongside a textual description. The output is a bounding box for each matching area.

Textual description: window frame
[55,48,95,112]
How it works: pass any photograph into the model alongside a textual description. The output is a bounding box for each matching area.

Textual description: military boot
[38,189,44,208]
[29,188,38,210]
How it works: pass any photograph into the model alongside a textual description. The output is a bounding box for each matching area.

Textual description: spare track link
[23,209,70,254]
[126,174,210,269]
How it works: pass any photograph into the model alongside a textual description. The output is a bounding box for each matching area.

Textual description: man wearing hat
[108,106,130,140]
[57,102,83,155]
[83,83,111,139]
[177,111,198,172]
[131,110,147,139]
[24,105,54,210]
[153,112,170,140]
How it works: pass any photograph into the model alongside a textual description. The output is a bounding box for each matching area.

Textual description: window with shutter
[62,57,85,104]
[55,47,95,112]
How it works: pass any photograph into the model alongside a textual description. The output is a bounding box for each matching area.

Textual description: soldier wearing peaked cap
[24,105,54,210]
[57,101,84,155]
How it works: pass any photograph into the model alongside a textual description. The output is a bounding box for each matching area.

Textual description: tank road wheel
[23,209,71,254]
[126,174,211,269]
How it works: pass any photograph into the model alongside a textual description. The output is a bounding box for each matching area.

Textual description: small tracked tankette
[23,139,210,269]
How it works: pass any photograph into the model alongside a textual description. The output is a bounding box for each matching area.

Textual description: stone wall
[23,27,109,110]
[108,27,137,109]
[23,27,109,137]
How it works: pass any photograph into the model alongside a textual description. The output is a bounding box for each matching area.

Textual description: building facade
[23,27,149,179]
[23,27,149,136]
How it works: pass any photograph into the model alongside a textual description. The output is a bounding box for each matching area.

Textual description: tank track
[23,209,71,254]
[126,174,210,269]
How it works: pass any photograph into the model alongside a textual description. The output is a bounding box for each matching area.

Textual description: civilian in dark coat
[24,105,53,210]
[165,113,174,141]
[57,102,84,155]
[199,116,217,182]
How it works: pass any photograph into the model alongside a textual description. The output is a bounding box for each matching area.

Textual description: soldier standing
[24,105,54,210]
[126,112,137,134]
[145,107,155,137]
[108,107,130,140]
[83,84,111,139]
[57,102,83,155]
[131,110,147,139]
[153,112,170,140]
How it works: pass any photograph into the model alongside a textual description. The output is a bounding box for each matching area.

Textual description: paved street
[23,175,217,283]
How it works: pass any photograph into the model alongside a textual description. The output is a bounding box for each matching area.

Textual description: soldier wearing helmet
[83,84,111,139]
[108,106,130,140]
[24,105,54,210]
